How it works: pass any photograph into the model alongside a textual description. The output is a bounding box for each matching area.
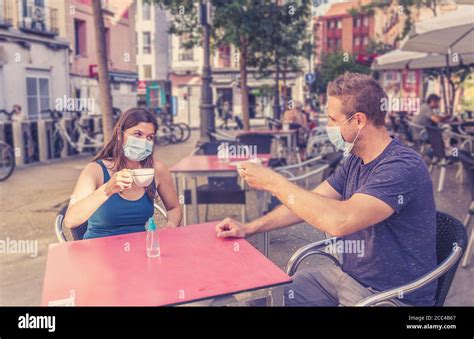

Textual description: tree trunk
[92,0,114,143]
[440,73,449,116]
[239,44,250,131]
[273,58,281,120]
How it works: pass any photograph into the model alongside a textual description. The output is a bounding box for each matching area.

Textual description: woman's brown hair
[93,108,158,200]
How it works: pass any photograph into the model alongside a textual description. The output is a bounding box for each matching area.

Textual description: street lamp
[198,0,215,144]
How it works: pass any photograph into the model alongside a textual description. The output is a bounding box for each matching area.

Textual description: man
[412,94,448,127]
[216,72,437,306]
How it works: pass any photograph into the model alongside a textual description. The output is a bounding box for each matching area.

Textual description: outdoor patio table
[170,154,272,256]
[42,222,291,306]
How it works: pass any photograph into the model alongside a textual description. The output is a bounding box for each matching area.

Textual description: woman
[64,108,182,239]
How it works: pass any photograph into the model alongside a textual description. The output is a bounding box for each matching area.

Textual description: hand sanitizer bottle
[146,217,160,258]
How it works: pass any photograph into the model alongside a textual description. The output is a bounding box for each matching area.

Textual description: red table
[170,154,270,225]
[42,222,291,306]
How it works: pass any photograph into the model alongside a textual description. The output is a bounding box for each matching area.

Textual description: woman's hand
[104,169,133,196]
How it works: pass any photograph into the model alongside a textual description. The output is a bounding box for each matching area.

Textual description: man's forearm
[245,203,303,235]
[268,177,349,237]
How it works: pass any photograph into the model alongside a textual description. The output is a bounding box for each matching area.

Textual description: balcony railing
[19,5,59,37]
[0,0,13,28]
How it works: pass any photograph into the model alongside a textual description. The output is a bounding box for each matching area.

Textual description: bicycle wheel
[53,130,65,158]
[0,142,15,181]
[168,124,184,143]
[177,123,191,142]
[155,125,171,146]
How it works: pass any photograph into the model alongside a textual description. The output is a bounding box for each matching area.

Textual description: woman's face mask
[123,134,153,161]
[325,114,363,156]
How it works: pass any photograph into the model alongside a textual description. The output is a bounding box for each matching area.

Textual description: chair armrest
[287,164,329,183]
[154,203,168,219]
[286,237,341,276]
[355,245,463,306]
[55,214,67,243]
[275,155,323,172]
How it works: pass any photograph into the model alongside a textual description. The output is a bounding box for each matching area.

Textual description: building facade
[67,0,138,115]
[0,0,70,120]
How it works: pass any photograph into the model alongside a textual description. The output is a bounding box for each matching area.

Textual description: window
[74,19,86,56]
[336,20,342,29]
[135,32,138,54]
[143,32,151,54]
[142,1,151,20]
[354,37,360,46]
[218,45,231,67]
[143,65,152,79]
[335,39,341,49]
[363,16,369,27]
[363,36,369,45]
[354,18,361,27]
[104,27,110,58]
[178,35,193,60]
[26,76,50,119]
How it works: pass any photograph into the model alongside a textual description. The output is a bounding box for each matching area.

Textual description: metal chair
[286,211,467,306]
[425,126,458,192]
[55,202,168,242]
[458,150,474,267]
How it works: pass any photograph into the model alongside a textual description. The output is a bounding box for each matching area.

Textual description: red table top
[170,154,270,173]
[42,222,291,306]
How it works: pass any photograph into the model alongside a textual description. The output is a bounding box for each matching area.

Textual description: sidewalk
[0,131,472,306]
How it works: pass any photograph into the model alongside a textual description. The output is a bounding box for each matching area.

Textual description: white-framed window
[142,31,151,54]
[142,1,151,20]
[143,65,152,79]
[178,34,194,61]
[26,76,50,119]
[363,36,369,45]
[336,20,342,29]
[363,16,369,27]
[354,37,360,46]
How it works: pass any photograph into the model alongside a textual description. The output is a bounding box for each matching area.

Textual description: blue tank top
[83,160,155,239]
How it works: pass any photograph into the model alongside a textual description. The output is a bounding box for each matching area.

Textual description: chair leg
[429,157,436,173]
[462,229,474,268]
[438,165,446,192]
[463,213,471,229]
[204,204,209,222]
[241,204,246,224]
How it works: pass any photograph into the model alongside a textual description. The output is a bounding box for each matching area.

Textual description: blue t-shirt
[327,138,437,306]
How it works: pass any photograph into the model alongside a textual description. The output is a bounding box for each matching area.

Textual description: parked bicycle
[42,109,104,156]
[152,108,191,144]
[0,140,15,181]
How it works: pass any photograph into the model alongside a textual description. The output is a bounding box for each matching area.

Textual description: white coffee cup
[131,168,155,187]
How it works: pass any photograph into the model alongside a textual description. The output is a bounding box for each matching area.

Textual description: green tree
[250,1,312,118]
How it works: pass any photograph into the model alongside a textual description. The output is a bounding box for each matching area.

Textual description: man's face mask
[325,114,363,156]
[123,135,153,161]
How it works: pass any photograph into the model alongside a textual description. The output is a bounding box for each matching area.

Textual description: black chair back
[321,151,344,180]
[458,150,474,201]
[426,126,447,159]
[236,133,274,154]
[435,211,468,306]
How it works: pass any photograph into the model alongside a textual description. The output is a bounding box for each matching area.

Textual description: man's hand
[215,218,249,238]
[238,161,284,191]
